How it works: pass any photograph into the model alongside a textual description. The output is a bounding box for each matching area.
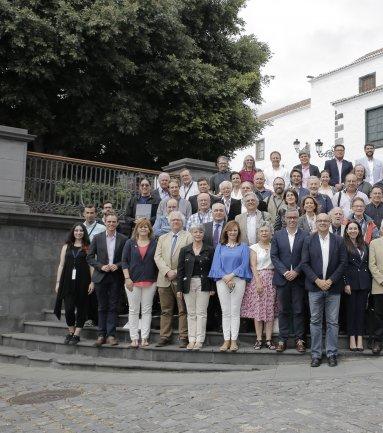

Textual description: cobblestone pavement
[1,358,383,433]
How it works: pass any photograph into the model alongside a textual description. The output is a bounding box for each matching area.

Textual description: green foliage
[0,0,270,168]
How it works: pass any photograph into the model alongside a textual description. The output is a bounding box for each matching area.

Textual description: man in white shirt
[264,151,290,191]
[332,173,369,218]
[179,169,199,200]
[153,172,171,202]
[301,213,347,368]
[356,143,383,185]
[83,204,106,242]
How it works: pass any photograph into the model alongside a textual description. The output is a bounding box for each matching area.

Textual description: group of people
[54,142,383,368]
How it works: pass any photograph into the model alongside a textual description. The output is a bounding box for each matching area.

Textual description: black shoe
[155,339,170,347]
[372,341,382,355]
[178,339,188,349]
[310,358,321,368]
[64,334,73,345]
[327,355,338,367]
[69,335,80,345]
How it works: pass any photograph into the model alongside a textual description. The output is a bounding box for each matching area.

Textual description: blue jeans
[308,291,341,359]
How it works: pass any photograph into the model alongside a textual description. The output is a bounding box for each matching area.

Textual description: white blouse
[250,243,274,270]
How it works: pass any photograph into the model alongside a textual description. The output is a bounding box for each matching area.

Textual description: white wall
[232,54,383,173]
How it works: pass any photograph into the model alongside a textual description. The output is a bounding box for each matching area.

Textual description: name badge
[72,268,77,280]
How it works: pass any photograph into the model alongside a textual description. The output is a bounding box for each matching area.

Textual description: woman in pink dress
[241,221,277,350]
[239,155,257,183]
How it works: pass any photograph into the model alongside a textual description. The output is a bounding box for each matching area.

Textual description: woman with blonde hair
[239,155,257,183]
[121,218,157,347]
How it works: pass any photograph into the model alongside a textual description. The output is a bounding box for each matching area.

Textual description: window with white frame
[255,138,265,161]
[366,105,383,148]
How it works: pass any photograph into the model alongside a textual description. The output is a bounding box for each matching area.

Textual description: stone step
[1,332,373,367]
[24,320,357,349]
[0,345,257,373]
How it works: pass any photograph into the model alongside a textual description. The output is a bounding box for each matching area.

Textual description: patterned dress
[240,243,277,321]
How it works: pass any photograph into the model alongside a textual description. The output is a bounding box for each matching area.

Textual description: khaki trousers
[158,281,188,340]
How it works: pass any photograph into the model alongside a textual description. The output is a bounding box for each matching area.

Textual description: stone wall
[0,213,81,331]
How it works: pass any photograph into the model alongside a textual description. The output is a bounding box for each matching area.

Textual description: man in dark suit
[307,176,333,214]
[189,177,218,214]
[324,144,353,190]
[293,149,320,188]
[125,178,159,237]
[271,208,308,353]
[301,213,347,367]
[218,180,241,221]
[87,212,127,346]
[203,202,226,331]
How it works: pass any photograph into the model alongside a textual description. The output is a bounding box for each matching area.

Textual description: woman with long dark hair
[274,189,300,231]
[298,196,319,233]
[54,223,92,345]
[343,220,372,351]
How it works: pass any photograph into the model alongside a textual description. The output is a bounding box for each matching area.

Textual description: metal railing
[25,152,160,216]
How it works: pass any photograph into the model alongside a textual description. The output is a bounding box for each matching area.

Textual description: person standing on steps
[271,209,308,354]
[87,212,127,347]
[301,213,347,368]
[154,211,193,348]
[209,220,252,353]
[54,223,92,346]
[121,218,157,348]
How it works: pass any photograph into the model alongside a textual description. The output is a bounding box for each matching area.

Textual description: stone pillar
[162,157,217,180]
[0,125,36,213]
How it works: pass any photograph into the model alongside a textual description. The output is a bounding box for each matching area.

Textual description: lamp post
[293,139,334,158]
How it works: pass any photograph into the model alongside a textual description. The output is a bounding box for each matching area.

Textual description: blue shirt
[208,243,252,282]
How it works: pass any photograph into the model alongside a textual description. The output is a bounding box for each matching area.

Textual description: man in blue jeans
[301,213,347,367]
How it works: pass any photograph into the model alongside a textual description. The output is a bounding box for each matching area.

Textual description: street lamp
[293,139,310,154]
[315,139,334,158]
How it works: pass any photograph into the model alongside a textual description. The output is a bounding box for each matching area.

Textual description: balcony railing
[25,152,160,216]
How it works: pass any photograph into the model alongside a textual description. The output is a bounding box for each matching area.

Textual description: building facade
[233,48,383,173]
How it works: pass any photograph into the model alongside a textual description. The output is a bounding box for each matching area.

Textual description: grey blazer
[297,215,315,233]
[87,231,128,283]
[356,157,383,185]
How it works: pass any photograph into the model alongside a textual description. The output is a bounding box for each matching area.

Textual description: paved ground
[1,357,383,433]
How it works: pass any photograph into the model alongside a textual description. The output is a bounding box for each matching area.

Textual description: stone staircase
[0,309,375,372]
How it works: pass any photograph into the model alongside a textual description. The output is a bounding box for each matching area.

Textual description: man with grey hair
[329,207,346,237]
[293,149,320,188]
[153,198,179,237]
[156,179,192,220]
[235,192,271,245]
[152,172,170,201]
[240,181,267,213]
[307,175,333,214]
[179,168,199,200]
[210,155,231,194]
[218,180,241,221]
[332,173,369,217]
[186,193,213,230]
[154,211,192,347]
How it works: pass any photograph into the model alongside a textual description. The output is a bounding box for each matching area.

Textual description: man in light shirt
[264,151,290,191]
[332,173,369,218]
[157,179,192,220]
[179,169,199,200]
[356,143,383,185]
[83,204,106,242]
[186,193,213,230]
[152,172,171,202]
[301,213,347,368]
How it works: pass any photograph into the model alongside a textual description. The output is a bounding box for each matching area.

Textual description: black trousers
[85,291,98,324]
[94,274,121,338]
[277,282,305,342]
[346,289,369,337]
[64,296,86,329]
[373,294,383,342]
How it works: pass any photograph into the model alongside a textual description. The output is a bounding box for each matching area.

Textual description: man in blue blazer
[271,208,309,353]
[289,168,309,203]
[301,213,347,367]
[324,144,353,190]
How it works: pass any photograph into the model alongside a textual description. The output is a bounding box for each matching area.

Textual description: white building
[233,48,383,173]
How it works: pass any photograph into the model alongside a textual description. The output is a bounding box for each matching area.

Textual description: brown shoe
[275,341,286,352]
[179,338,188,349]
[106,336,118,346]
[296,339,306,353]
[219,340,231,352]
[229,340,239,352]
[94,336,106,347]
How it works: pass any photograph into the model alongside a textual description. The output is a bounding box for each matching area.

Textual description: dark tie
[213,223,220,247]
[170,234,178,256]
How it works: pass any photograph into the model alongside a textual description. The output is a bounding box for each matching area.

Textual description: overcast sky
[240,0,383,114]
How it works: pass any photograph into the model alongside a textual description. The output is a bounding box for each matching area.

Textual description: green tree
[0,0,269,169]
